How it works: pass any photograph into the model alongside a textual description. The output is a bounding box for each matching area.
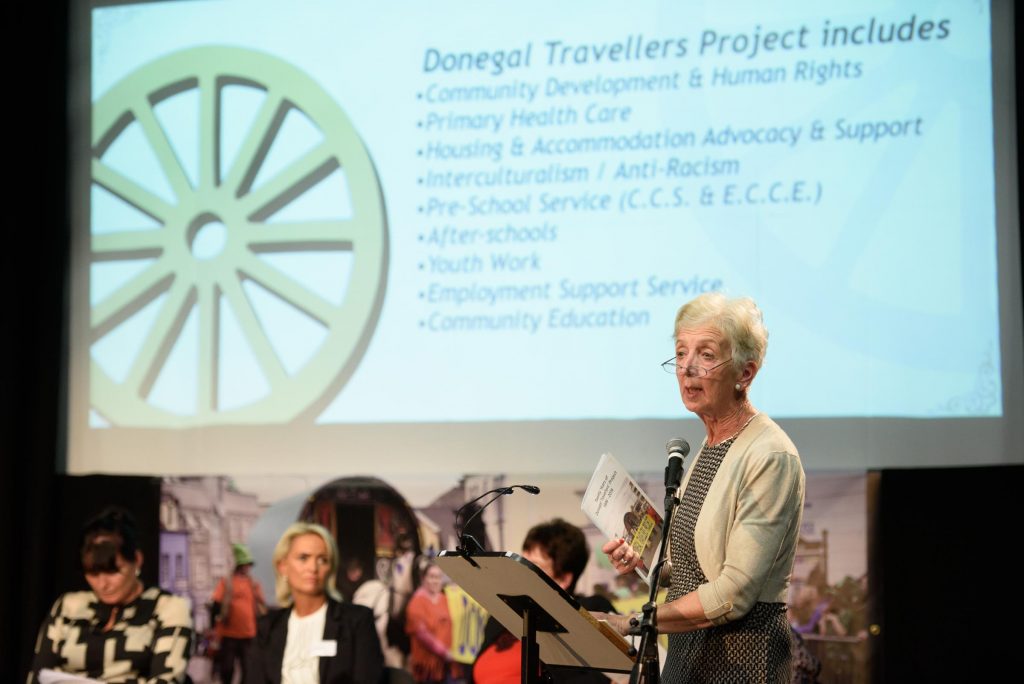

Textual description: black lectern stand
[437,551,635,683]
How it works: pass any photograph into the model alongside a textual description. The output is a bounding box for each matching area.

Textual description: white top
[281,602,328,684]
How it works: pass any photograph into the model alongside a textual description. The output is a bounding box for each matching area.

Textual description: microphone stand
[629,463,684,684]
[454,485,541,566]
[454,488,507,565]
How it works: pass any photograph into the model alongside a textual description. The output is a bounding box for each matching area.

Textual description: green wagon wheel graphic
[90,47,387,426]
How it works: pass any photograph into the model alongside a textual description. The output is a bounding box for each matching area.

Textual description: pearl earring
[735,383,742,391]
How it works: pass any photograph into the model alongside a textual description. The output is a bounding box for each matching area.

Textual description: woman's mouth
[683,385,703,400]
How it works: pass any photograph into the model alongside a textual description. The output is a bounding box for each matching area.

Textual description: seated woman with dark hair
[29,506,193,683]
[472,518,614,684]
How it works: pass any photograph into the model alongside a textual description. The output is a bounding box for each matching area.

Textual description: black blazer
[246,597,384,684]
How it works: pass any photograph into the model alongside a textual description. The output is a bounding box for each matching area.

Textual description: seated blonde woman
[247,522,384,684]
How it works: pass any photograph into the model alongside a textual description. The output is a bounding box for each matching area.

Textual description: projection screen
[65,0,1023,475]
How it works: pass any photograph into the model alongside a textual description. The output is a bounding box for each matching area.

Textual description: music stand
[437,550,634,684]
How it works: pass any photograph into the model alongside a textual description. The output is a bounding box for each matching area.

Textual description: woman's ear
[742,360,758,384]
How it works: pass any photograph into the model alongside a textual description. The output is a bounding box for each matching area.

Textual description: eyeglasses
[661,356,733,377]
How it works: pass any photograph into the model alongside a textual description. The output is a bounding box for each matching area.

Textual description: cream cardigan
[675,413,805,626]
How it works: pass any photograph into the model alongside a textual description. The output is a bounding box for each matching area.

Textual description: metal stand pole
[520,600,542,684]
[628,476,681,683]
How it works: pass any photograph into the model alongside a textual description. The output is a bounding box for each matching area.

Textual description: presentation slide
[66,0,1023,474]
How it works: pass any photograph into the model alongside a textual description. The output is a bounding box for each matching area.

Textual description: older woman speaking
[603,293,805,682]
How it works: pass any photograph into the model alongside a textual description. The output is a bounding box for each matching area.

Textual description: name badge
[311,639,337,657]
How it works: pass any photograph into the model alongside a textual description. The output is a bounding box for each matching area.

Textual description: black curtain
[50,476,164,596]
[874,466,1023,681]
[3,2,70,681]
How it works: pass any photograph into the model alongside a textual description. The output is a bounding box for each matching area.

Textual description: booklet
[38,669,102,684]
[581,452,664,585]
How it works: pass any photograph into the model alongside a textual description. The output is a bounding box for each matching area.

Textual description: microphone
[455,484,541,554]
[664,438,690,495]
[654,440,688,611]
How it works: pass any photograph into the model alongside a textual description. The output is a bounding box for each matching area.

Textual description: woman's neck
[100,580,143,632]
[700,402,757,446]
[292,593,327,617]
[126,579,143,604]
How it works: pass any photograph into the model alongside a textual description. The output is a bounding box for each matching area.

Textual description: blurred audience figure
[347,558,396,668]
[405,560,459,684]
[211,542,267,683]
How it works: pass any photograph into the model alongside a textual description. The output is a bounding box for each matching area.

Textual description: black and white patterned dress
[662,437,792,683]
[29,585,193,684]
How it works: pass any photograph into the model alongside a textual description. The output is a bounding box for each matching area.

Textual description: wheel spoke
[238,252,336,326]
[91,260,175,340]
[245,221,355,250]
[220,275,288,387]
[123,280,195,399]
[92,230,167,260]
[133,96,193,200]
[92,159,175,223]
[198,74,219,190]
[196,283,220,413]
[240,141,335,221]
[222,91,285,196]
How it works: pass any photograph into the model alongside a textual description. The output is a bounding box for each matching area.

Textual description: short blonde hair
[674,293,768,372]
[272,522,342,605]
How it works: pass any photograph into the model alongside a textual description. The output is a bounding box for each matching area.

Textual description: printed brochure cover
[581,452,663,584]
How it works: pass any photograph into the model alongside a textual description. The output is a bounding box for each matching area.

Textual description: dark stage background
[2,2,1021,682]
